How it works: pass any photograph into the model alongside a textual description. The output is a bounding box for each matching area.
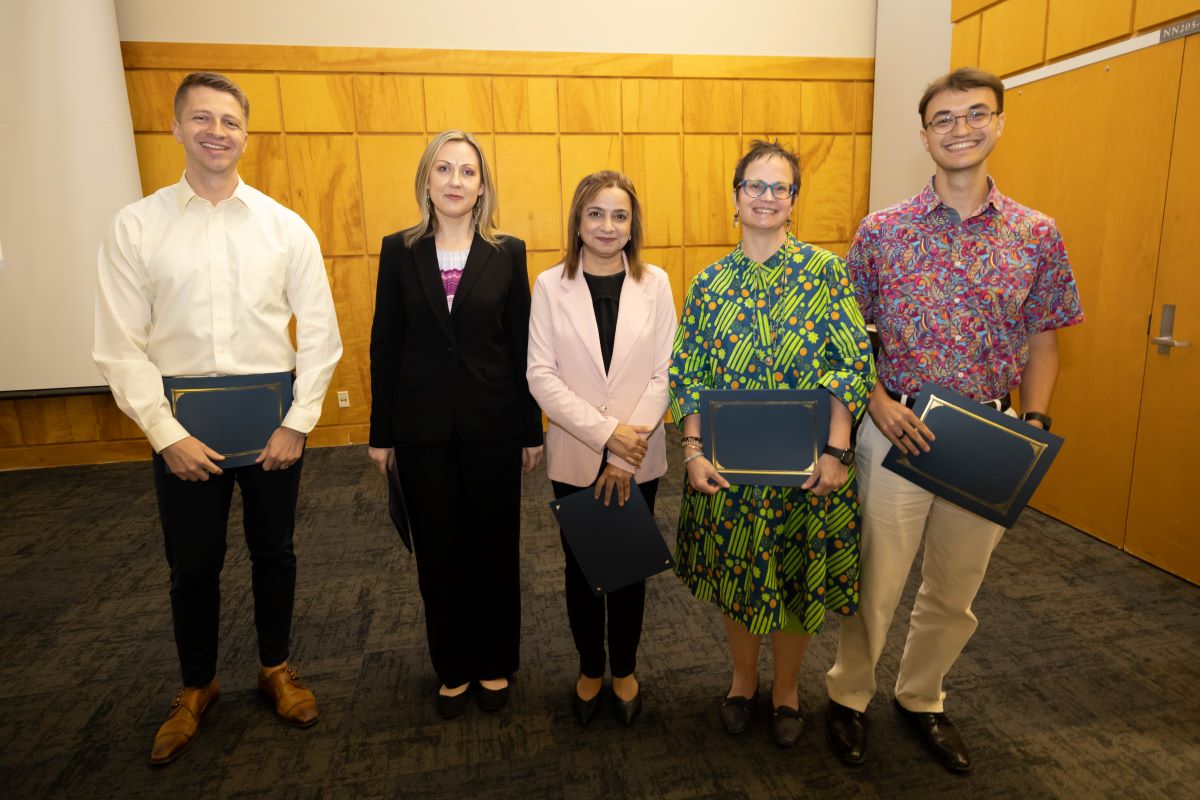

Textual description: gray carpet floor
[1,437,1198,799]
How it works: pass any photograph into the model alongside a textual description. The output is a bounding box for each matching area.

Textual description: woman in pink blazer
[527,171,676,727]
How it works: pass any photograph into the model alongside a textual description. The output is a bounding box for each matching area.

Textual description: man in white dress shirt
[93,72,342,765]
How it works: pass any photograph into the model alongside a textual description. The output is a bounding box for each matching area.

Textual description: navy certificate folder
[698,389,830,487]
[162,372,293,472]
[880,384,1064,528]
[387,457,414,553]
[548,482,673,596]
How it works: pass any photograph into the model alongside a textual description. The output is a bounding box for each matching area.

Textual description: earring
[733,210,740,228]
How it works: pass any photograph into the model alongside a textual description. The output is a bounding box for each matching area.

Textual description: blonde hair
[563,171,645,281]
[402,130,503,248]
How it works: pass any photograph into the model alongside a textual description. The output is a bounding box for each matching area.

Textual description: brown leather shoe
[149,681,219,765]
[258,666,319,728]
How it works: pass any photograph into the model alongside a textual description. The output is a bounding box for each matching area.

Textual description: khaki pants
[827,414,1006,713]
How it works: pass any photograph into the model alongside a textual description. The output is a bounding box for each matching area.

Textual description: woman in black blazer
[368,130,543,719]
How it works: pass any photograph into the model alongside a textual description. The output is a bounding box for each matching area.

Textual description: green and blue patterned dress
[668,236,876,635]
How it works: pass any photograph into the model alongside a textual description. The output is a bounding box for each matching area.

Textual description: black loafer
[611,691,642,727]
[435,686,471,720]
[827,700,868,765]
[477,681,510,713]
[720,689,757,735]
[893,697,971,773]
[770,705,805,748]
[572,683,603,726]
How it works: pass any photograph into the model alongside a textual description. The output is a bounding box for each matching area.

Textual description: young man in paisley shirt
[823,68,1084,773]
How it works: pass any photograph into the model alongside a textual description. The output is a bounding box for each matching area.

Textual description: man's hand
[868,390,935,455]
[606,423,652,467]
[801,453,848,497]
[367,446,395,477]
[256,426,306,471]
[161,436,225,481]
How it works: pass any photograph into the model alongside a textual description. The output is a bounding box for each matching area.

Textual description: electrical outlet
[337,390,350,408]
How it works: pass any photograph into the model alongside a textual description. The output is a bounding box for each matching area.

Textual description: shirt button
[765,357,774,367]
[954,298,961,303]
[957,371,965,377]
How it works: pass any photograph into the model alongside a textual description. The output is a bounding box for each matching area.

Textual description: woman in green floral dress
[668,140,875,747]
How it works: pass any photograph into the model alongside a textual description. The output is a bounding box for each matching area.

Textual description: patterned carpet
[1,437,1197,799]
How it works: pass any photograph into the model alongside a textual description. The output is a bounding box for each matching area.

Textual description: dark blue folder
[548,482,673,596]
[698,389,829,487]
[162,372,293,472]
[880,384,1064,528]
[387,457,413,553]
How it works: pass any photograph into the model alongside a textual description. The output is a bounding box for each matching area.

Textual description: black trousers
[396,437,522,688]
[152,455,303,688]
[551,471,659,680]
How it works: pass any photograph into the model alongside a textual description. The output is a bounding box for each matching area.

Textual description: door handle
[1152,304,1191,354]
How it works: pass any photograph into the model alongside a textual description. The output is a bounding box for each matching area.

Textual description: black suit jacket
[369,231,543,448]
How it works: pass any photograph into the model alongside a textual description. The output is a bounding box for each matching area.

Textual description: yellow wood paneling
[741,81,803,133]
[642,247,685,319]
[979,0,1049,76]
[424,76,493,132]
[559,79,622,133]
[92,394,143,441]
[851,135,872,232]
[125,70,281,133]
[623,135,684,247]
[239,134,291,206]
[1047,0,1133,60]
[0,440,152,471]
[278,74,355,133]
[1135,0,1200,28]
[683,135,741,245]
[800,82,856,133]
[527,251,563,293]
[683,246,732,292]
[952,0,1003,21]
[560,135,622,212]
[854,83,874,133]
[671,55,874,81]
[285,135,365,255]
[133,133,184,196]
[951,13,984,69]
[494,77,558,133]
[622,80,682,132]
[0,400,24,447]
[320,257,372,426]
[353,75,424,132]
[15,397,100,445]
[796,135,855,243]
[358,135,426,254]
[816,242,850,258]
[494,135,562,251]
[684,81,742,133]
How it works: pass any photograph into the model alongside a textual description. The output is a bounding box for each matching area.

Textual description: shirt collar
[917,175,1006,220]
[172,172,251,213]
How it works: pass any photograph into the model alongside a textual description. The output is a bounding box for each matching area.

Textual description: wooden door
[989,40,1185,545]
[1124,35,1200,585]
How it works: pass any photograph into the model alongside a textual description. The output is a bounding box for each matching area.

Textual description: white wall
[114,0,877,58]
[869,0,951,212]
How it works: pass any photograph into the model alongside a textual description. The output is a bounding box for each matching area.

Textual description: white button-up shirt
[93,175,343,452]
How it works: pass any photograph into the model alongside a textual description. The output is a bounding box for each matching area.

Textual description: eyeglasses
[738,179,798,199]
[924,107,995,135]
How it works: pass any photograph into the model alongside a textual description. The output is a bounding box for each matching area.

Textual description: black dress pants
[153,455,303,688]
[551,472,659,680]
[396,437,522,688]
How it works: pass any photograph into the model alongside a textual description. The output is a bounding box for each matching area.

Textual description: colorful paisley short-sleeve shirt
[848,178,1084,401]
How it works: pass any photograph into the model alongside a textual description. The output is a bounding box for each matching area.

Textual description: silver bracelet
[682,451,705,465]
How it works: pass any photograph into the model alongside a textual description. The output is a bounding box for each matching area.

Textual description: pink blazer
[527,259,676,487]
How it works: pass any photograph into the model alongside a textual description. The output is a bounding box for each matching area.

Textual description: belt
[885,387,1011,412]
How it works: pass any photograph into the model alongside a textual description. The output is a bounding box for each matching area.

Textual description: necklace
[755,239,791,375]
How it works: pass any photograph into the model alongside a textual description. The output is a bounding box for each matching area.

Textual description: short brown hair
[918,67,1004,122]
[563,171,645,281]
[173,72,250,122]
[732,139,801,196]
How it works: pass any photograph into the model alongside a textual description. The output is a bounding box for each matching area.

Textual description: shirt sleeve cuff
[147,417,190,454]
[282,404,321,435]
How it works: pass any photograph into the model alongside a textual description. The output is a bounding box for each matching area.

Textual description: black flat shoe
[827,700,868,765]
[611,690,642,727]
[476,681,510,713]
[893,697,971,773]
[435,686,471,720]
[720,688,757,735]
[770,704,805,748]
[572,683,603,726]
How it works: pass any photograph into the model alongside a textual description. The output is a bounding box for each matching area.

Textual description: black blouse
[582,271,625,373]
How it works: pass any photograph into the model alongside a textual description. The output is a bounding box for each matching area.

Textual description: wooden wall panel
[854,83,874,133]
[125,70,188,131]
[319,257,373,426]
[623,135,684,247]
[683,246,731,291]
[560,135,622,214]
[1134,0,1200,28]
[559,79,622,133]
[285,135,365,255]
[683,135,741,246]
[358,135,426,254]
[494,77,558,133]
[0,400,24,446]
[642,247,685,319]
[622,80,682,132]
[279,75,355,132]
[133,134,184,196]
[684,81,741,132]
[979,0,1049,76]
[1046,0,1133,60]
[354,76,424,132]
[800,82,857,133]
[952,0,1002,20]
[239,135,291,206]
[795,135,855,243]
[424,76,492,132]
[852,135,872,231]
[742,81,803,133]
[951,13,983,68]
[494,135,562,251]
[527,250,563,293]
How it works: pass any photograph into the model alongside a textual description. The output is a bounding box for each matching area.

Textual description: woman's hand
[367,446,395,477]
[801,453,848,497]
[594,463,635,506]
[684,454,730,495]
[522,446,544,474]
[606,423,652,467]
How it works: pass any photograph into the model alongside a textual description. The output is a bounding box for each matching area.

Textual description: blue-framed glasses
[738,179,798,199]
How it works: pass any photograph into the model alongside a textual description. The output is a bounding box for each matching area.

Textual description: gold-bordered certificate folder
[880,384,1064,528]
[162,372,294,472]
[698,389,829,487]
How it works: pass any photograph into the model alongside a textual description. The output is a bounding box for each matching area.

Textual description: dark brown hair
[563,171,645,281]
[732,139,802,196]
[173,72,250,122]
[918,67,1005,122]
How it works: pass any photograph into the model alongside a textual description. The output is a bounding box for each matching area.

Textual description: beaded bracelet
[681,436,703,450]
[682,451,705,465]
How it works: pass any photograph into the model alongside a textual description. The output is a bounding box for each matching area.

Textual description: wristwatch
[823,445,855,466]
[1022,411,1052,432]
